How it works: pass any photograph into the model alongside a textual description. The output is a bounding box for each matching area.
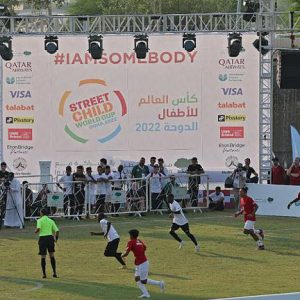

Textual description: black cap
[272,157,279,162]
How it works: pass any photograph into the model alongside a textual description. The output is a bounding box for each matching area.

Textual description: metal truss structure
[0,11,298,35]
[0,0,297,181]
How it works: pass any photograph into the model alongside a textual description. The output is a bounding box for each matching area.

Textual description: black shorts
[38,235,55,255]
[104,238,120,256]
[171,223,190,232]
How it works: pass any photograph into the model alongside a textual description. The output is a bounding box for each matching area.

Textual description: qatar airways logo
[58,78,127,144]
[5,61,32,72]
[218,58,245,70]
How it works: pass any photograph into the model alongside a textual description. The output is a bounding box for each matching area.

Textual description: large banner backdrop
[1,34,259,177]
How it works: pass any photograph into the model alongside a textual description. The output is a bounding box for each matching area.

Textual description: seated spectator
[208,186,224,211]
[271,157,285,185]
[243,158,258,183]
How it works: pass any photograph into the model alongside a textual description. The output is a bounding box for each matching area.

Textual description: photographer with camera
[4,172,24,229]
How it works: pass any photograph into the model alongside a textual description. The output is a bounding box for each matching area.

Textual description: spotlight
[243,0,259,22]
[44,36,58,54]
[227,33,243,57]
[253,37,269,55]
[88,35,103,59]
[134,35,149,59]
[0,36,13,61]
[182,33,196,52]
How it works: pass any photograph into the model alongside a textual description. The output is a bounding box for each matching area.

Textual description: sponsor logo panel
[218,114,246,122]
[5,61,32,73]
[13,157,27,171]
[220,127,244,139]
[5,104,34,111]
[6,144,34,155]
[217,101,246,109]
[218,73,244,82]
[218,58,245,70]
[9,90,32,99]
[8,128,33,140]
[6,76,31,85]
[221,87,243,96]
[6,117,34,124]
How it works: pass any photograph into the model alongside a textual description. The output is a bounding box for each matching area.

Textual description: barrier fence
[22,174,210,220]
[149,174,209,213]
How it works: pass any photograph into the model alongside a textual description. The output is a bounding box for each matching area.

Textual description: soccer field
[0,211,300,300]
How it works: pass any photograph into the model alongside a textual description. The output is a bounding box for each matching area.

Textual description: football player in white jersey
[90,213,126,268]
[168,193,200,252]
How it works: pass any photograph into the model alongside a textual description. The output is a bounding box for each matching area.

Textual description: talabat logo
[58,78,127,144]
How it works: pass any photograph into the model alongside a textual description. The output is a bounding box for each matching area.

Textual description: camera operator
[0,162,9,183]
[4,172,24,229]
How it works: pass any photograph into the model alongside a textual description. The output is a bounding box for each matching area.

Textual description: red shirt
[240,196,256,222]
[126,239,147,265]
[289,166,300,185]
[271,166,285,185]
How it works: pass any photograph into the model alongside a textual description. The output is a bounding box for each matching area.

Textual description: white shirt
[148,164,156,173]
[112,171,126,189]
[169,200,188,226]
[159,166,169,187]
[95,173,107,195]
[85,174,97,203]
[58,174,73,195]
[209,191,224,203]
[100,219,119,242]
[105,172,113,195]
[146,172,165,193]
[233,170,246,188]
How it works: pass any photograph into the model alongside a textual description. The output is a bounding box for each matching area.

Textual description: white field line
[212,291,300,300]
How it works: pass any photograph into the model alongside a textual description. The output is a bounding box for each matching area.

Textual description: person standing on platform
[271,157,285,185]
[287,157,300,185]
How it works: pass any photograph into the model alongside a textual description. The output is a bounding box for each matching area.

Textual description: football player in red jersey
[121,229,165,298]
[287,192,300,209]
[234,187,265,250]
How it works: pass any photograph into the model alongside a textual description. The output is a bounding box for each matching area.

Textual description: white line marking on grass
[212,291,300,300]
[25,280,44,292]
[0,277,44,292]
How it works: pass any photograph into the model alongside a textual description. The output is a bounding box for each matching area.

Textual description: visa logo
[221,88,243,96]
[10,91,32,98]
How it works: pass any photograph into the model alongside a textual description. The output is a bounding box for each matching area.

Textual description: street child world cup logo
[58,78,127,144]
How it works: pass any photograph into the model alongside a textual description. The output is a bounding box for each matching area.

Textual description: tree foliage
[26,0,65,15]
[68,0,237,15]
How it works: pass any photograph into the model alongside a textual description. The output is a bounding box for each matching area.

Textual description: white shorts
[135,261,149,281]
[244,220,255,231]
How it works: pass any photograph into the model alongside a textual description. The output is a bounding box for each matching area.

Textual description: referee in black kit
[35,208,59,278]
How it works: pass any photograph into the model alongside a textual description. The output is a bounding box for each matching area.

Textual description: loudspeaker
[277,50,300,89]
